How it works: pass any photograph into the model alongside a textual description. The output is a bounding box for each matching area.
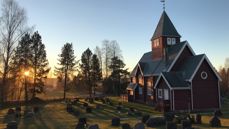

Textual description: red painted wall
[192,60,219,110]
[174,90,191,110]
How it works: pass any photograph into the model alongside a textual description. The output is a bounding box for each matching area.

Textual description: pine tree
[31,31,50,98]
[91,54,102,95]
[80,48,93,97]
[55,43,76,100]
[10,33,32,101]
[109,56,129,95]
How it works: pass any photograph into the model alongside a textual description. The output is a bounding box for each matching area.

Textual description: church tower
[151,11,181,60]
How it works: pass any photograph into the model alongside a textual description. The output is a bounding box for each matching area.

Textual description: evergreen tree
[31,31,50,98]
[55,43,76,100]
[91,54,102,95]
[10,33,32,101]
[80,48,93,97]
[109,56,129,95]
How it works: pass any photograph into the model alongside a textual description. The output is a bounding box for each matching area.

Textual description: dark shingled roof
[130,41,187,77]
[162,72,190,88]
[151,11,181,40]
[177,54,205,79]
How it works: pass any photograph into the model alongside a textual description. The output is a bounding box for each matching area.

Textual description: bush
[166,121,177,129]
[182,120,192,129]
[86,107,92,113]
[122,123,131,129]
[6,121,17,129]
[210,116,221,127]
[142,115,150,123]
[146,117,166,127]
[112,117,120,126]
[195,114,202,124]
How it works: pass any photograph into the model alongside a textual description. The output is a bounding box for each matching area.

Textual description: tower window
[172,38,176,44]
[167,38,171,45]
[153,39,160,47]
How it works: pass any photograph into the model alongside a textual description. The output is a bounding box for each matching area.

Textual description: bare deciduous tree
[0,0,28,102]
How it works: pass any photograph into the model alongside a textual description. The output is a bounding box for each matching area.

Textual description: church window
[167,38,172,45]
[154,39,160,47]
[158,89,163,98]
[201,71,208,80]
[172,38,176,44]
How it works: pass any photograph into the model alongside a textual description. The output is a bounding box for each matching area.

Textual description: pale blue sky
[3,0,229,74]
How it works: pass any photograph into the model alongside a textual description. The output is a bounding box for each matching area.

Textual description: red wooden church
[127,11,221,112]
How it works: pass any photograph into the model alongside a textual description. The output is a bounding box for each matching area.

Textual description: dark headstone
[83,103,88,107]
[75,123,85,129]
[214,110,223,117]
[134,123,145,129]
[122,123,131,129]
[166,121,177,129]
[182,120,192,129]
[78,117,87,125]
[210,116,221,127]
[88,124,99,129]
[129,107,135,112]
[96,104,101,110]
[195,114,202,124]
[25,112,34,118]
[72,98,80,104]
[164,112,175,121]
[146,117,166,127]
[135,111,142,116]
[86,107,92,113]
[7,108,15,115]
[7,121,17,129]
[73,109,80,116]
[67,104,73,113]
[15,107,21,118]
[116,106,122,111]
[111,117,120,126]
[142,115,150,123]
[33,106,40,113]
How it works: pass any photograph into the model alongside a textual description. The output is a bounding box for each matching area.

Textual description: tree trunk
[64,67,68,100]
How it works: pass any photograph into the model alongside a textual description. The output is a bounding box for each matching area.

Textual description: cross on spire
[160,0,165,11]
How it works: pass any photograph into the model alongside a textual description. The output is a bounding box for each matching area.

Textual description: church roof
[151,11,181,40]
[130,41,187,77]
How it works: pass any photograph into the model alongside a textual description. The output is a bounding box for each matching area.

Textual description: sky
[2,0,229,77]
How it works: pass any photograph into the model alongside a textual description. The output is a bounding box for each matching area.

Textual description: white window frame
[167,38,172,45]
[139,87,143,95]
[172,38,176,45]
[164,89,169,100]
[158,89,163,98]
[201,71,208,80]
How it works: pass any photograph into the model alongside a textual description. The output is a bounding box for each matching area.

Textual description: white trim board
[188,54,222,81]
[167,41,196,72]
[154,73,191,90]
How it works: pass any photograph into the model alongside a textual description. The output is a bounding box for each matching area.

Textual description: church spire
[151,11,181,41]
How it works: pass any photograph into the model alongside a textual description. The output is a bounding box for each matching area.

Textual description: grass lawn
[0,97,229,129]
